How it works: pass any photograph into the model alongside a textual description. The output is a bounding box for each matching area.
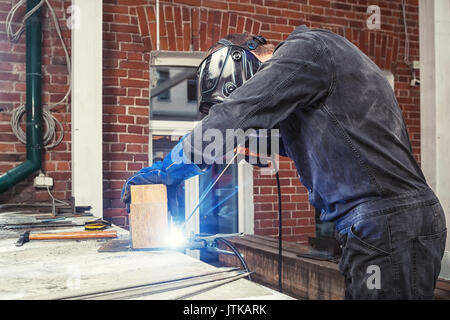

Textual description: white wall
[71,0,103,217]
[419,0,450,280]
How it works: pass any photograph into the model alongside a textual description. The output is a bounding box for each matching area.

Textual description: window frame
[149,51,255,254]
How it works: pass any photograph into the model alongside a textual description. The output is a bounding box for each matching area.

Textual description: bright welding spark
[165,227,186,248]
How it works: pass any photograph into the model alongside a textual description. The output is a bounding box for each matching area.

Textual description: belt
[335,188,438,232]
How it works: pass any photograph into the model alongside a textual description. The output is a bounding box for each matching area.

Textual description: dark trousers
[335,188,447,300]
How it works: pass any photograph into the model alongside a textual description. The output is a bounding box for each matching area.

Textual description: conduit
[0,0,43,193]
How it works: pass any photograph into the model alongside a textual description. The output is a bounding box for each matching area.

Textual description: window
[151,65,200,121]
[149,51,254,262]
[187,79,197,103]
[156,70,170,101]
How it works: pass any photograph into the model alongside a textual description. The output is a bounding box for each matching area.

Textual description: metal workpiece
[184,233,243,250]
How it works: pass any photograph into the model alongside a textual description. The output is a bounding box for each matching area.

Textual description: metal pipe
[156,0,160,50]
[0,0,43,193]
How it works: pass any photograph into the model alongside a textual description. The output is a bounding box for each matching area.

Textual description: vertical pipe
[26,0,43,165]
[0,0,42,193]
[156,0,160,50]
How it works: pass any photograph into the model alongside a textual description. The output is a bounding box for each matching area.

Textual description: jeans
[335,188,447,300]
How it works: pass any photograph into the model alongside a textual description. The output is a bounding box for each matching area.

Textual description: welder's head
[197,34,274,116]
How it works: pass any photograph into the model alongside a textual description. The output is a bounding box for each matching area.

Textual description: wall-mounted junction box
[34,173,53,188]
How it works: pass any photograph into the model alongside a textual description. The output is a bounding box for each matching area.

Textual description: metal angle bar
[29,268,239,300]
[69,270,248,300]
[173,272,253,300]
[2,222,79,229]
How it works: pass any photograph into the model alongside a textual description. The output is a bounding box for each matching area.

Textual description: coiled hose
[11,105,64,149]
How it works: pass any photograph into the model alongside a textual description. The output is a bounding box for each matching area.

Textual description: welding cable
[7,0,72,149]
[216,237,252,281]
[275,170,283,293]
[46,186,70,206]
[401,0,417,81]
[268,153,283,293]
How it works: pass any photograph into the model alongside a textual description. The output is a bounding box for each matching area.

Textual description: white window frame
[149,52,255,250]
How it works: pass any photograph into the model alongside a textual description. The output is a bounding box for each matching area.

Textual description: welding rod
[183,151,240,227]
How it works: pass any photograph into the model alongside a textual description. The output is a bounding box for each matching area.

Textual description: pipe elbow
[0,160,42,193]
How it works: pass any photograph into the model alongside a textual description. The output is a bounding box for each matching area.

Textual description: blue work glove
[121,137,204,212]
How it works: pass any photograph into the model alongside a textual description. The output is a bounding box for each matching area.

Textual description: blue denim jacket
[182,25,428,222]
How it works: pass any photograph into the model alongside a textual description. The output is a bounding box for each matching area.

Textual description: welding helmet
[197,36,267,116]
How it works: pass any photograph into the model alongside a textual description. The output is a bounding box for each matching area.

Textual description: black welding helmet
[197,36,267,116]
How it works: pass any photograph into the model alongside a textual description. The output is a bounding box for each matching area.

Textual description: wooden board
[129,185,169,249]
[219,235,345,300]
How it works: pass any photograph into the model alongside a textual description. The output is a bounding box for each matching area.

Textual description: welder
[122,25,447,300]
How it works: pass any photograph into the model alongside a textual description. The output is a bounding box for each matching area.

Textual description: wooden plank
[227,236,338,269]
[29,230,117,240]
[242,234,312,255]
[219,235,344,300]
[129,184,169,249]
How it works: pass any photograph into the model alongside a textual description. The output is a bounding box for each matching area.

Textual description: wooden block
[130,184,167,204]
[129,185,169,249]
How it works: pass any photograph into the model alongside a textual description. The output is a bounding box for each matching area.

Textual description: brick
[126,144,142,152]
[176,0,201,6]
[0,0,421,233]
[118,115,135,124]
[127,125,143,134]
[120,78,148,88]
[119,134,148,144]
[119,61,148,70]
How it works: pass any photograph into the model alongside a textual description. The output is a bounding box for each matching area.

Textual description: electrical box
[34,173,54,188]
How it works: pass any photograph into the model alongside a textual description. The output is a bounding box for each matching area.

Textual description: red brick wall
[0,0,420,244]
[0,0,72,203]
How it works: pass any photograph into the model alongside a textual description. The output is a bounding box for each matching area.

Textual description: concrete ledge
[219,235,345,300]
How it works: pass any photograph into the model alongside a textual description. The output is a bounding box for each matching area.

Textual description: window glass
[150,66,202,121]
[156,70,170,101]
